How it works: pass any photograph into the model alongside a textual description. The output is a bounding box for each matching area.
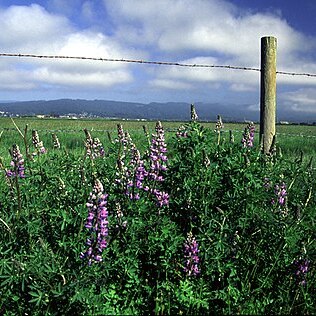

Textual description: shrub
[0,114,315,314]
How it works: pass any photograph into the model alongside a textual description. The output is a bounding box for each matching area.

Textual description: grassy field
[1,117,316,160]
[1,117,316,133]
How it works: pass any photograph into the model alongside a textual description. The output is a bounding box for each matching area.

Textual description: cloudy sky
[0,0,316,116]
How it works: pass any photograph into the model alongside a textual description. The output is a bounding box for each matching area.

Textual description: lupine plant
[214,114,224,145]
[6,144,25,179]
[80,179,109,265]
[32,130,46,155]
[84,128,105,159]
[183,231,200,277]
[51,133,61,149]
[148,121,169,207]
[0,109,315,315]
[294,258,310,286]
[241,121,255,147]
[4,144,25,211]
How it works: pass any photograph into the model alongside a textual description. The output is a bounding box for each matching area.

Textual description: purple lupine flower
[117,124,125,145]
[294,258,310,286]
[274,182,287,206]
[115,122,169,208]
[135,159,148,189]
[148,121,169,207]
[124,146,150,201]
[190,103,198,121]
[271,181,288,217]
[6,144,25,178]
[32,130,46,154]
[92,137,105,158]
[124,131,133,148]
[176,125,188,138]
[151,189,169,207]
[241,122,255,148]
[84,129,104,159]
[116,124,132,157]
[115,128,139,200]
[149,121,168,182]
[184,232,200,277]
[80,179,109,265]
[132,148,148,193]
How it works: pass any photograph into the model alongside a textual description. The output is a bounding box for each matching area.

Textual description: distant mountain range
[0,99,314,123]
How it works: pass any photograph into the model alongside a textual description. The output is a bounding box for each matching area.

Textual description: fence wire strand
[0,53,316,77]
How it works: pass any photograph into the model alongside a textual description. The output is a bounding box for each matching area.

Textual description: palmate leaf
[29,290,43,306]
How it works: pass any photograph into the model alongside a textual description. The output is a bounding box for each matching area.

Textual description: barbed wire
[0,53,316,77]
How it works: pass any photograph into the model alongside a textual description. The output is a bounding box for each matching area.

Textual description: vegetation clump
[0,108,315,315]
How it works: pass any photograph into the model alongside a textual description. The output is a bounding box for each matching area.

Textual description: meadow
[0,112,315,314]
[1,116,316,159]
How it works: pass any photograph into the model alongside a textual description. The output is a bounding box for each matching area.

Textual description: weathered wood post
[260,36,277,154]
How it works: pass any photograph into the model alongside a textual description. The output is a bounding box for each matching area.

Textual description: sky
[0,0,316,117]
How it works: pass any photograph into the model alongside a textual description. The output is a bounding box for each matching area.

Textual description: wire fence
[0,53,316,78]
[0,51,315,141]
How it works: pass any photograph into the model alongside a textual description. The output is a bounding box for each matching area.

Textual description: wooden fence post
[260,36,277,154]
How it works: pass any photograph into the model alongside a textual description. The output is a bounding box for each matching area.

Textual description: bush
[0,116,315,315]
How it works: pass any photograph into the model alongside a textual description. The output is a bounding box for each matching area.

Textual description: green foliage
[0,118,315,315]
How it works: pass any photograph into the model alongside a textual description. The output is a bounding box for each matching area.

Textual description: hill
[0,99,314,123]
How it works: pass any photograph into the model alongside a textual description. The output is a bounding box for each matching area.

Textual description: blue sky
[0,0,315,116]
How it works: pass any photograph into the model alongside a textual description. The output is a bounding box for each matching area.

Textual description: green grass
[1,117,316,161]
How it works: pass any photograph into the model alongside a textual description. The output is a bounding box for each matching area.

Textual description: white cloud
[0,0,315,104]
[277,68,316,86]
[149,56,260,90]
[280,88,316,113]
[32,67,132,88]
[105,0,312,56]
[105,0,236,48]
[105,0,316,87]
[230,83,256,92]
[0,4,140,91]
[0,69,36,90]
[149,79,193,90]
[0,4,72,52]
